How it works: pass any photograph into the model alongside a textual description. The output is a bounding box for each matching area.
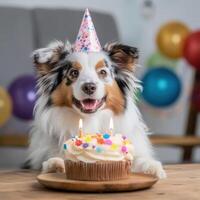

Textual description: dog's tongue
[81,99,98,110]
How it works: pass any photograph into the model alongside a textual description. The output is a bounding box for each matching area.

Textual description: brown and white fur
[26,40,166,179]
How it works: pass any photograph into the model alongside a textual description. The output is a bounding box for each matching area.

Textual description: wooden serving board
[37,173,158,192]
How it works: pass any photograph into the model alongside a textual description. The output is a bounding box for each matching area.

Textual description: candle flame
[79,118,83,129]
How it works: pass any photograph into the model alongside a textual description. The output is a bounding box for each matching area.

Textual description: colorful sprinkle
[96,147,103,153]
[103,133,110,139]
[105,139,112,145]
[96,133,102,138]
[121,146,127,153]
[85,135,92,142]
[66,133,132,155]
[63,144,67,150]
[83,143,89,148]
[75,140,82,146]
[97,138,105,144]
[122,135,127,140]
[111,144,118,150]
[123,140,131,145]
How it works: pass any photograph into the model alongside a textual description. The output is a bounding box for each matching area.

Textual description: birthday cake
[63,133,134,181]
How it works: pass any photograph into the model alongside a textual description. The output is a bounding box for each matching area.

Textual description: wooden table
[0,164,199,200]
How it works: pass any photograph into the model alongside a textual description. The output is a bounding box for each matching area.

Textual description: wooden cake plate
[37,173,158,192]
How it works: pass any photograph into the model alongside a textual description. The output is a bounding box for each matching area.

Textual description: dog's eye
[69,68,79,80]
[99,69,107,78]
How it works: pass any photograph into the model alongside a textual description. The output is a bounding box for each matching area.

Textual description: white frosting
[63,133,134,163]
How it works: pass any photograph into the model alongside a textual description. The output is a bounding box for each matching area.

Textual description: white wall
[0,0,141,45]
[0,0,199,166]
[138,0,200,162]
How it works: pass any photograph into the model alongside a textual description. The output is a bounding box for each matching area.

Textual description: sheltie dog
[26,40,166,178]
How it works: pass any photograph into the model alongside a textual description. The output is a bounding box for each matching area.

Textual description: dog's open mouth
[72,96,106,113]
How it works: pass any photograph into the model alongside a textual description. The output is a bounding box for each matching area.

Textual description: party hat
[74,8,101,53]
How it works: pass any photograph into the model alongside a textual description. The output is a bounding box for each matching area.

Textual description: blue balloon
[142,67,182,107]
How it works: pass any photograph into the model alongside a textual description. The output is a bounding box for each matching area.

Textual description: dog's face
[33,41,139,115]
[66,52,113,114]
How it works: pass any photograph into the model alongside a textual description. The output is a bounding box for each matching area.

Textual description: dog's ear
[32,40,71,76]
[103,42,139,70]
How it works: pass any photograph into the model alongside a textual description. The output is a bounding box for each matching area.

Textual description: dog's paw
[133,157,167,179]
[42,157,65,174]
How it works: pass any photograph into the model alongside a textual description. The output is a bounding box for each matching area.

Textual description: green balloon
[146,52,178,68]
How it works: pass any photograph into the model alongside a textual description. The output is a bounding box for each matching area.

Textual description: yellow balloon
[156,21,190,59]
[0,87,12,126]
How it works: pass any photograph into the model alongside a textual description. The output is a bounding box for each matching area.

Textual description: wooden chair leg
[182,71,200,162]
[183,146,194,162]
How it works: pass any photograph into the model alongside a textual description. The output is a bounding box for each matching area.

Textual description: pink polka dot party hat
[74,8,102,53]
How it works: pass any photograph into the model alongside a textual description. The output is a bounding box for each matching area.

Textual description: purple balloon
[8,74,37,120]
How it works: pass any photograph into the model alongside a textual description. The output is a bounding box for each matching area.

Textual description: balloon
[147,52,178,68]
[183,31,200,69]
[156,21,190,59]
[8,74,37,120]
[142,68,182,107]
[0,87,12,126]
[191,84,200,111]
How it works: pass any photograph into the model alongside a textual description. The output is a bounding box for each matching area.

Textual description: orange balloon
[156,21,190,59]
[0,87,12,126]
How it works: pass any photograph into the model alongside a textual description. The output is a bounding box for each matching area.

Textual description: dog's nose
[82,82,97,95]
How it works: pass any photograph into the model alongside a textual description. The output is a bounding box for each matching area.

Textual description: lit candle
[79,119,83,137]
[109,118,114,135]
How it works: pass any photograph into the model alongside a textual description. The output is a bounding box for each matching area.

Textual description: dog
[26,40,166,179]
